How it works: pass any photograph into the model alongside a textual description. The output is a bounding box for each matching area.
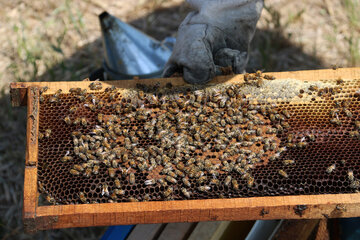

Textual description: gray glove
[163,0,264,84]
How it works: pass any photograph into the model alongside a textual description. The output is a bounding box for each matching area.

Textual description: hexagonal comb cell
[36,77,360,205]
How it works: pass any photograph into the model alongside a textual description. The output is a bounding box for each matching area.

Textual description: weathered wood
[31,193,360,231]
[315,219,329,240]
[23,167,38,233]
[23,87,40,233]
[10,67,360,106]
[25,87,39,166]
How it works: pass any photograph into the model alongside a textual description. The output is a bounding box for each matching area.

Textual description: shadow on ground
[0,3,324,240]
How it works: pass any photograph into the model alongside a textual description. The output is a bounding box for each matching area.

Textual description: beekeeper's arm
[163,0,264,84]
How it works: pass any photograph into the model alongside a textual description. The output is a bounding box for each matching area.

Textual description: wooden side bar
[32,193,360,231]
[10,67,360,106]
[23,87,40,233]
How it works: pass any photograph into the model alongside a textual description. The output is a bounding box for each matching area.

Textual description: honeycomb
[36,74,360,205]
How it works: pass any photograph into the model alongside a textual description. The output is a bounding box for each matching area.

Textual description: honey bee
[157,178,168,187]
[38,181,46,193]
[330,118,341,126]
[232,179,239,190]
[281,122,290,129]
[247,176,255,188]
[197,176,207,184]
[162,186,173,197]
[45,129,52,138]
[263,74,275,80]
[38,132,44,140]
[256,128,262,136]
[348,170,354,182]
[344,109,352,118]
[73,164,84,172]
[129,173,135,185]
[109,191,118,200]
[209,178,219,186]
[266,128,277,134]
[307,134,316,141]
[278,170,288,178]
[326,164,336,173]
[165,176,177,184]
[350,180,360,189]
[89,81,102,90]
[270,142,277,151]
[308,85,318,91]
[114,189,125,196]
[69,87,81,94]
[224,176,232,186]
[126,197,138,202]
[111,160,118,168]
[144,179,155,186]
[81,117,88,127]
[197,185,211,192]
[40,86,49,94]
[79,192,87,203]
[174,169,185,178]
[138,90,145,100]
[73,146,80,155]
[70,169,80,176]
[72,117,80,125]
[283,160,295,165]
[61,156,73,162]
[64,115,71,125]
[46,195,55,204]
[101,183,109,196]
[355,121,360,130]
[282,110,291,118]
[181,177,191,187]
[108,167,116,178]
[85,103,96,111]
[181,188,191,198]
[269,114,276,122]
[93,165,99,175]
[83,167,92,178]
[349,131,360,139]
[336,77,344,85]
[79,153,87,161]
[69,106,77,113]
[143,194,151,202]
[49,96,59,103]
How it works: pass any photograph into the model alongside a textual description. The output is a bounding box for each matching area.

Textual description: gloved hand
[162,0,264,84]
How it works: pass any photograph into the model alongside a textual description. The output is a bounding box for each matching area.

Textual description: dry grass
[0,0,359,239]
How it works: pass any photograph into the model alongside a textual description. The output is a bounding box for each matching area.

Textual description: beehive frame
[10,68,360,233]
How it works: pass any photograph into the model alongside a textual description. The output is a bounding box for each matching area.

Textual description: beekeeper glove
[163,0,263,84]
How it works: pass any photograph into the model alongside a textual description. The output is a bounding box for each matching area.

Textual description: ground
[0,0,359,239]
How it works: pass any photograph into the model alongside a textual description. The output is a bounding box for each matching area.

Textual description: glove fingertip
[162,64,179,78]
[183,66,215,85]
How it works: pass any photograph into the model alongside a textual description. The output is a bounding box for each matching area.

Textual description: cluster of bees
[37,71,360,204]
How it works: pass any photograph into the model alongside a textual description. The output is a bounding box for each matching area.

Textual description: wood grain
[25,87,39,166]
[23,167,38,233]
[31,193,360,231]
[10,67,360,106]
[23,87,40,233]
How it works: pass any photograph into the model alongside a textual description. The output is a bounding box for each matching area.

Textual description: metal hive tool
[34,72,360,206]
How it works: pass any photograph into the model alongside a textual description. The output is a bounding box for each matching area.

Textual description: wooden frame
[11,68,360,233]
